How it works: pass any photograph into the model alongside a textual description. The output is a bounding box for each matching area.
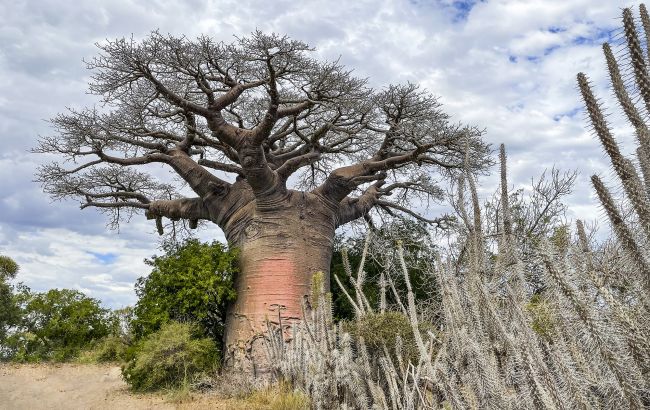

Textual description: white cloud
[2,228,147,305]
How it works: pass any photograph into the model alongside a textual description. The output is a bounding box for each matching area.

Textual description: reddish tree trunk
[222,191,335,374]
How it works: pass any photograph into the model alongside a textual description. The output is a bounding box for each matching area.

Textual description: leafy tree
[0,256,19,279]
[131,239,238,342]
[7,288,111,361]
[330,219,440,322]
[108,306,134,341]
[0,255,21,355]
[35,31,491,368]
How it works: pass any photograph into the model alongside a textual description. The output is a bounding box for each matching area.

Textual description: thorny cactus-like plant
[264,142,650,409]
[263,5,650,409]
[579,4,650,288]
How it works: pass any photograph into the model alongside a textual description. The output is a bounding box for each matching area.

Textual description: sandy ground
[0,364,254,410]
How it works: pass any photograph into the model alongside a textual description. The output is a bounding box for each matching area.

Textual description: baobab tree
[35,31,490,372]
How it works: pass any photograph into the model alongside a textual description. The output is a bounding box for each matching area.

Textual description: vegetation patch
[76,335,129,364]
[525,294,556,340]
[244,382,310,410]
[343,311,437,364]
[121,321,218,391]
[130,239,238,342]
[4,288,111,362]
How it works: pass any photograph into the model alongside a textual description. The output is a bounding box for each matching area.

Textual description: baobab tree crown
[35,31,490,239]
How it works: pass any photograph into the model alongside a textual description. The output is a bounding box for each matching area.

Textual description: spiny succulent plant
[263,5,650,409]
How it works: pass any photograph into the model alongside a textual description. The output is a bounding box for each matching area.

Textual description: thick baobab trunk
[222,191,336,375]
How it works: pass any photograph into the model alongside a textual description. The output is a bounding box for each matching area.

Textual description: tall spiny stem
[542,244,644,408]
[578,73,650,235]
[641,4,650,65]
[577,74,623,163]
[575,220,587,246]
[623,7,650,116]
[604,43,647,131]
[591,175,650,284]
[637,146,650,192]
[500,144,512,248]
[466,170,484,270]
[604,42,650,161]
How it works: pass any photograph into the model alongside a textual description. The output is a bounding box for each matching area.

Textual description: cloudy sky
[0,0,638,308]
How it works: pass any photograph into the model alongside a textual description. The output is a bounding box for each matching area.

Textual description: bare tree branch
[38,30,490,234]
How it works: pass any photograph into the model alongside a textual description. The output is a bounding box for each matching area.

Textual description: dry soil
[0,363,254,409]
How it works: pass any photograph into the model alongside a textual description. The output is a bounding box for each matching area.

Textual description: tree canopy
[131,239,238,341]
[35,31,490,237]
[6,288,111,361]
[0,255,21,348]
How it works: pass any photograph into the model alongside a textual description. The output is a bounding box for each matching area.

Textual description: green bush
[330,220,440,322]
[526,294,556,340]
[77,335,129,363]
[0,255,21,356]
[122,321,218,391]
[6,288,111,362]
[131,239,237,342]
[343,311,437,364]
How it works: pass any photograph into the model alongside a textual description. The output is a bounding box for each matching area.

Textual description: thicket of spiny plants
[263,5,650,409]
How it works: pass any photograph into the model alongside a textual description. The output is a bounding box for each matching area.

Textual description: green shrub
[343,311,437,364]
[330,220,440,322]
[526,294,556,339]
[131,239,237,341]
[122,321,218,391]
[6,288,111,362]
[77,335,129,363]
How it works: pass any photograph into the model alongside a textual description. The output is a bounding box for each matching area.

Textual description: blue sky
[0,0,636,308]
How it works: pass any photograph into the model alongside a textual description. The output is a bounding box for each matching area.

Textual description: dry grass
[242,382,310,410]
[160,380,309,409]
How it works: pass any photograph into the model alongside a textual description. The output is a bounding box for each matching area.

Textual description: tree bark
[222,190,336,375]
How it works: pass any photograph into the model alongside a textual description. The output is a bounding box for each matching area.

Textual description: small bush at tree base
[121,321,218,391]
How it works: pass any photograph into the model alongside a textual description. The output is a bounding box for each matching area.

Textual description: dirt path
[0,364,253,410]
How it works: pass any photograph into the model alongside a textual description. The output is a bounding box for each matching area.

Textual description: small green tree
[0,255,21,358]
[108,306,134,340]
[0,256,19,279]
[330,220,439,322]
[7,288,111,361]
[131,239,238,342]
